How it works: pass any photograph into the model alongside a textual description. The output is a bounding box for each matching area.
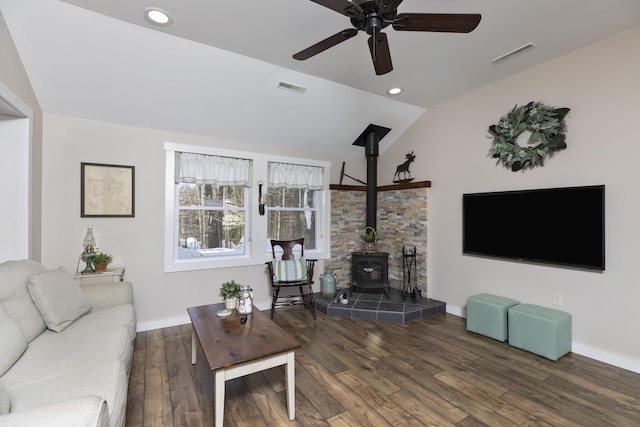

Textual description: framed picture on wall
[81,162,135,217]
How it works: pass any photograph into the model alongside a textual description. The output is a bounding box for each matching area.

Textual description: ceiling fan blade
[310,0,363,17]
[368,32,393,75]
[392,13,481,33]
[293,29,359,61]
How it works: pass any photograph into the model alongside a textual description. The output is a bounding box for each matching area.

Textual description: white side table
[74,267,125,285]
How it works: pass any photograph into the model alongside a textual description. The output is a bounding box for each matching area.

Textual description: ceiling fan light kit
[295,0,481,75]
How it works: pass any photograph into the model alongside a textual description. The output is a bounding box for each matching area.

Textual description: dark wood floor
[125,308,640,426]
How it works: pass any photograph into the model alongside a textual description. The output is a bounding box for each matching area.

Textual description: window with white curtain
[175,152,250,259]
[267,162,323,249]
[164,143,330,272]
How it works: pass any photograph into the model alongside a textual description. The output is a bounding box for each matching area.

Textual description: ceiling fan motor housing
[350,0,397,34]
[364,15,383,35]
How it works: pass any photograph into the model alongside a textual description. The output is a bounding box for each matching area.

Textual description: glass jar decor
[237,284,253,314]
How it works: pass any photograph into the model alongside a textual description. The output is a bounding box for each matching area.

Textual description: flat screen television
[463,185,605,270]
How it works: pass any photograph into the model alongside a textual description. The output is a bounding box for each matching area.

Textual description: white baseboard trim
[447,304,640,375]
[571,342,640,374]
[137,314,190,332]
[446,304,465,318]
[135,302,273,332]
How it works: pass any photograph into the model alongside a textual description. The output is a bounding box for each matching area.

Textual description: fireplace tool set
[402,245,421,303]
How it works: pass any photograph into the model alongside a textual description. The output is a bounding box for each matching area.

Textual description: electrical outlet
[553,292,563,306]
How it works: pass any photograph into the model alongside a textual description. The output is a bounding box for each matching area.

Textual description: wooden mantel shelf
[330,180,431,192]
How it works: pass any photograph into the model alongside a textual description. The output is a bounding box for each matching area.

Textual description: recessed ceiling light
[144,8,172,26]
[388,87,402,95]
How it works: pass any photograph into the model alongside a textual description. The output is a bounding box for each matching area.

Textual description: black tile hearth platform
[315,288,446,323]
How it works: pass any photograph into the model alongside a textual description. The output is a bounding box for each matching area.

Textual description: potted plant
[219,280,240,309]
[92,252,113,271]
[361,226,377,253]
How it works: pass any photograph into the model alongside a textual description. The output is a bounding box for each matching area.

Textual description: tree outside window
[267,187,317,249]
[177,183,247,258]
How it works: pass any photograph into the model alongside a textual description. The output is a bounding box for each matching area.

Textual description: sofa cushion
[6,360,128,427]
[0,260,47,342]
[0,304,28,377]
[0,313,134,390]
[27,267,91,332]
[61,304,136,343]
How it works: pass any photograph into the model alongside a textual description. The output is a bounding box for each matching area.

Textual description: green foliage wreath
[488,101,570,172]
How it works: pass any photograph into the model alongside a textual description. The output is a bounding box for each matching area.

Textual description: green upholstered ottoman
[508,304,572,361]
[466,293,521,342]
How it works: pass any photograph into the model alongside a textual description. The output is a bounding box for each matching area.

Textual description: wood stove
[348,124,392,299]
[351,252,390,298]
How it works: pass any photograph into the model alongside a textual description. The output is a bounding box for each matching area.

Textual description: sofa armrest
[79,281,133,311]
[0,396,109,427]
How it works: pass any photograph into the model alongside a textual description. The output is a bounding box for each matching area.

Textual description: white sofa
[0,260,136,427]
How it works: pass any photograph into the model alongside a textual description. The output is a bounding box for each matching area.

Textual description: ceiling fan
[293,0,481,75]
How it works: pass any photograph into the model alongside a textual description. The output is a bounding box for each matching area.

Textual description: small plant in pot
[219,280,240,309]
[92,252,113,271]
[361,226,378,253]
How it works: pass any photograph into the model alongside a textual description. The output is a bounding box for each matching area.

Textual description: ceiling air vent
[492,42,536,64]
[277,81,307,94]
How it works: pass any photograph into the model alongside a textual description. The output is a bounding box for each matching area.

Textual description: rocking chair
[266,238,317,320]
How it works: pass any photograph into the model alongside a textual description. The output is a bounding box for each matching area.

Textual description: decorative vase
[321,271,336,297]
[224,298,237,310]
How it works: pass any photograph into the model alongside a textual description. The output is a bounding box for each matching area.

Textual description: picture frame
[81,162,135,217]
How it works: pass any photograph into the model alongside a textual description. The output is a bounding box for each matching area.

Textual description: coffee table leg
[191,328,197,365]
[285,351,295,420]
[214,370,225,427]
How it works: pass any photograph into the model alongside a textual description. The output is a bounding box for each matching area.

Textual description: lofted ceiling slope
[1,0,639,156]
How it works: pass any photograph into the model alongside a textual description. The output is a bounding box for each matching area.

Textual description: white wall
[0,116,29,259]
[0,10,42,261]
[379,28,640,372]
[40,115,361,331]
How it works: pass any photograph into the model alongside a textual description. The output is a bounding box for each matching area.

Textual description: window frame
[164,142,331,272]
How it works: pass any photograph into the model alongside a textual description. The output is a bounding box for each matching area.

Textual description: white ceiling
[2,0,639,156]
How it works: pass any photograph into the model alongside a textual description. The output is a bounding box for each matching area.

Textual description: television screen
[463,185,605,270]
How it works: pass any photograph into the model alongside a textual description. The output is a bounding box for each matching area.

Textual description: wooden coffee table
[188,303,300,426]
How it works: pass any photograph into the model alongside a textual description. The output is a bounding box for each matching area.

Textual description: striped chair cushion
[272,257,307,282]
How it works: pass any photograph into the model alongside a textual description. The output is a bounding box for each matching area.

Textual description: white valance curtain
[177,152,251,186]
[268,162,323,190]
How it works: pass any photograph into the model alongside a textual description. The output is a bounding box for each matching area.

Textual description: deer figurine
[393,151,416,182]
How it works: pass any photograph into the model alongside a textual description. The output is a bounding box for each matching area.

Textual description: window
[164,143,330,272]
[174,151,250,260]
[267,162,323,249]
[267,187,319,248]
[177,183,247,258]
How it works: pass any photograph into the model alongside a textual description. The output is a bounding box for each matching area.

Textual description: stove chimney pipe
[352,124,391,232]
[365,131,379,230]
